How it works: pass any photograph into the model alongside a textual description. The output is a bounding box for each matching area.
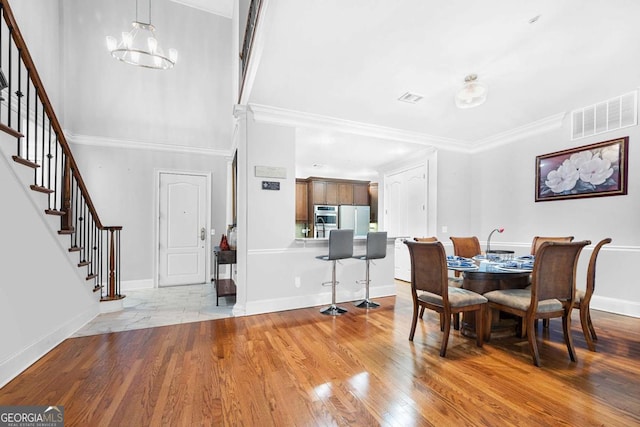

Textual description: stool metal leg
[321,260,347,315]
[354,259,380,308]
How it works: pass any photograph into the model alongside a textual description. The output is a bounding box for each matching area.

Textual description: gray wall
[61,0,232,151]
[69,143,230,282]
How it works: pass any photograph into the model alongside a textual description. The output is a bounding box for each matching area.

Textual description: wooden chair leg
[580,307,596,352]
[562,313,577,362]
[409,303,419,341]
[419,306,425,319]
[475,308,484,348]
[440,311,452,357]
[526,316,541,367]
[543,319,549,328]
[453,313,460,331]
[586,309,597,341]
[484,307,493,342]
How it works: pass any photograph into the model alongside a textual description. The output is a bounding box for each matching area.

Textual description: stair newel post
[103,226,123,300]
[60,156,73,233]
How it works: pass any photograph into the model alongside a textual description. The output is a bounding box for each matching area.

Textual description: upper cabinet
[368,183,378,222]
[295,179,308,222]
[310,180,337,205]
[307,177,370,206]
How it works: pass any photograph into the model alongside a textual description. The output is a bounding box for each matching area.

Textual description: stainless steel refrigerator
[338,205,370,237]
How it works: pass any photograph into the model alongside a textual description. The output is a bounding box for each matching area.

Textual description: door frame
[153,169,212,288]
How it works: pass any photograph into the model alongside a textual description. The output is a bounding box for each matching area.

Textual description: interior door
[159,173,207,286]
[386,164,427,281]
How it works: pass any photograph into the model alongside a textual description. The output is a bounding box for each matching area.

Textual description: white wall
[68,142,229,284]
[235,110,396,315]
[9,0,63,119]
[468,117,640,316]
[60,0,233,151]
[0,132,98,388]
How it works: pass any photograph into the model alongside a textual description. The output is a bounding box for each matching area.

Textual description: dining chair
[414,236,438,242]
[484,240,590,367]
[316,229,354,315]
[575,238,611,351]
[413,236,462,329]
[404,240,487,357]
[530,236,574,256]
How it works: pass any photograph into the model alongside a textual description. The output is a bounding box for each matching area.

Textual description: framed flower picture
[535,137,629,202]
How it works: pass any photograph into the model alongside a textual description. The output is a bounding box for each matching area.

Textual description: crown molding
[64,131,231,157]
[470,112,567,153]
[248,103,471,152]
[169,0,233,19]
[247,104,568,153]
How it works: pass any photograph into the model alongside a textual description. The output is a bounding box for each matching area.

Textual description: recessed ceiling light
[312,163,324,168]
[529,14,541,24]
[398,92,424,104]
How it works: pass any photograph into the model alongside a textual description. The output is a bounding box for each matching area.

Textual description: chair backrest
[404,240,449,301]
[530,236,574,256]
[530,240,590,304]
[450,236,481,258]
[414,236,438,242]
[583,238,612,303]
[366,231,387,259]
[327,229,354,260]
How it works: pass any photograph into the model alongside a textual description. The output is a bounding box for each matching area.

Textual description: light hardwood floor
[1,281,639,426]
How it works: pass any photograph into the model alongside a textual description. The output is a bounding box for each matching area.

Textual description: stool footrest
[321,280,340,287]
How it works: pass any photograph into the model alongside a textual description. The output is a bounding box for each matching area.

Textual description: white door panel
[159,173,207,286]
[386,164,428,281]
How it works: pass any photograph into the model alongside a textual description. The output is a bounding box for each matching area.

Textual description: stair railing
[0,0,123,301]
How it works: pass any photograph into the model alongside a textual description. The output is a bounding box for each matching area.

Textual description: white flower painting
[536,138,628,201]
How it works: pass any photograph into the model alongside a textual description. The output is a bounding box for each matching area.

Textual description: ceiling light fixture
[106,0,178,70]
[455,74,488,109]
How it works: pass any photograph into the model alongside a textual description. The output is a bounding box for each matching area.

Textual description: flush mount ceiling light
[106,0,178,70]
[455,74,488,109]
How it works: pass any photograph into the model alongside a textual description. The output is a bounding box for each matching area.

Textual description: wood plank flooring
[1,282,639,426]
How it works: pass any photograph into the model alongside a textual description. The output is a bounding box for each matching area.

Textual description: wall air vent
[398,92,424,104]
[571,90,637,140]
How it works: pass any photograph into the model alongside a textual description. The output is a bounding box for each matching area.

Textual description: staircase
[0,0,123,303]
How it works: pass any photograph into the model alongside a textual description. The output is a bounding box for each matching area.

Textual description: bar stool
[353,231,387,308]
[316,229,354,315]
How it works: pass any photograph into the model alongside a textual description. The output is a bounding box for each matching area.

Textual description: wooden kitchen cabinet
[354,183,369,206]
[310,179,338,205]
[368,183,378,222]
[295,179,308,221]
[337,183,353,205]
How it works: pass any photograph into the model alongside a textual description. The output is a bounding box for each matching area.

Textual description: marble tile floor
[72,284,235,338]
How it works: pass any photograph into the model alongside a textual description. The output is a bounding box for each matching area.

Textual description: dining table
[448,254,534,339]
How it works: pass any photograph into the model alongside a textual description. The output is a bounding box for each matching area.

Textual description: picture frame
[535,136,629,202]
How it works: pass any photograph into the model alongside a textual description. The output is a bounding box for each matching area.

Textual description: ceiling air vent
[571,90,637,140]
[398,92,424,104]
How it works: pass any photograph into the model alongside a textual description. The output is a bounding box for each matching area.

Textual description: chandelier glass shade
[106,1,177,70]
[455,74,487,109]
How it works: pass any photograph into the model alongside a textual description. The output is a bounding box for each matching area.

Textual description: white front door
[158,173,207,287]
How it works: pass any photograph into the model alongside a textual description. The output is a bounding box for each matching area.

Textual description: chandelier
[106,0,178,70]
[455,74,488,109]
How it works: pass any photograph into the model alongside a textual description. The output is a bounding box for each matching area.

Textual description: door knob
[201,227,206,241]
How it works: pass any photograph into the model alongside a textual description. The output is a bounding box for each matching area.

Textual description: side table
[213,246,236,306]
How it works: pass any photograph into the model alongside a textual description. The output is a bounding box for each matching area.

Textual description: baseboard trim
[244,284,397,316]
[0,305,98,388]
[591,295,640,318]
[120,279,154,291]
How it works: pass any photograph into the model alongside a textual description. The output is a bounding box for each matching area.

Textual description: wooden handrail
[0,0,123,301]
[0,0,107,229]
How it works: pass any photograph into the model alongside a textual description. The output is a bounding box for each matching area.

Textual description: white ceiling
[248,0,640,179]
